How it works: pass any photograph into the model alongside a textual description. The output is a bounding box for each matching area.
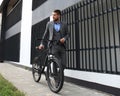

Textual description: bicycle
[32,40,64,93]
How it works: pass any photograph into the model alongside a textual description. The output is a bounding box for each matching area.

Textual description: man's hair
[53,9,61,15]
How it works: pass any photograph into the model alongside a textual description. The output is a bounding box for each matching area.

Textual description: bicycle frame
[37,49,56,74]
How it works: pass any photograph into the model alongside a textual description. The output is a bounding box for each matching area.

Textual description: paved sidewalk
[0,63,113,96]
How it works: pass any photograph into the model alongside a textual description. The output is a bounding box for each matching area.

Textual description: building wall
[32,0,81,25]
[4,0,22,62]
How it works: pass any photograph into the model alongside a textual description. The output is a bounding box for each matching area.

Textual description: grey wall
[32,0,82,25]
[5,21,21,39]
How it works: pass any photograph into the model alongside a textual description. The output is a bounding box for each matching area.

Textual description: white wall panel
[20,0,32,66]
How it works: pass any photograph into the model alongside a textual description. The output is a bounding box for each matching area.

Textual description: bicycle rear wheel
[32,57,42,82]
[46,59,64,93]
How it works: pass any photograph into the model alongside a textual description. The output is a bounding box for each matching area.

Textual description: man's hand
[38,45,44,50]
[60,38,65,44]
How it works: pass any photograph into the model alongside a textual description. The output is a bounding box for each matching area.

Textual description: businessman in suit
[39,9,69,69]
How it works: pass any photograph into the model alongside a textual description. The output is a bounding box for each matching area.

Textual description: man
[39,9,69,69]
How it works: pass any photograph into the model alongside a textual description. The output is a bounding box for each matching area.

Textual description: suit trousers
[49,44,66,69]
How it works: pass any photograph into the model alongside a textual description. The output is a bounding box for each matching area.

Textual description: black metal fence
[61,0,120,74]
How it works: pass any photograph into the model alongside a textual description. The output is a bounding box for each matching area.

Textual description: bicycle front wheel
[46,59,64,93]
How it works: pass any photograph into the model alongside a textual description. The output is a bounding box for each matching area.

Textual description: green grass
[0,74,25,96]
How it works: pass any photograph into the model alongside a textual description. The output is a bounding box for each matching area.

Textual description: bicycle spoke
[32,63,41,82]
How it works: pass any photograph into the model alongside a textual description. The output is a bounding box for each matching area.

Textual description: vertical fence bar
[97,0,103,72]
[68,9,72,69]
[70,8,74,69]
[93,0,99,71]
[78,3,81,69]
[83,1,87,70]
[75,4,80,70]
[71,7,75,69]
[90,0,95,71]
[80,2,84,70]
[62,11,69,68]
[101,0,108,72]
[86,0,91,70]
[67,8,72,69]
[65,10,70,68]
[106,0,112,73]
[79,3,82,69]
[110,0,118,73]
[71,6,75,69]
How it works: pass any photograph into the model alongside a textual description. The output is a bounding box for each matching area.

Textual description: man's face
[52,12,60,21]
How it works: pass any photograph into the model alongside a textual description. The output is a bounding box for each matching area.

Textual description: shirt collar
[54,21,61,24]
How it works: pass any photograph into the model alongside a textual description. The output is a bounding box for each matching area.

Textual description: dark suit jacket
[41,21,70,48]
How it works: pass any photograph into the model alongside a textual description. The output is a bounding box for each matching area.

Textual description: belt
[51,40,64,46]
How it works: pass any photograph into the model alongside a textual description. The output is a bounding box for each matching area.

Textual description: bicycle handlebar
[36,38,61,42]
[35,38,67,51]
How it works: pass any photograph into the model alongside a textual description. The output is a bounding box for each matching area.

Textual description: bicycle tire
[46,59,64,93]
[32,57,42,82]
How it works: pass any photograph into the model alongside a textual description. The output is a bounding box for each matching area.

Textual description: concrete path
[0,63,113,96]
